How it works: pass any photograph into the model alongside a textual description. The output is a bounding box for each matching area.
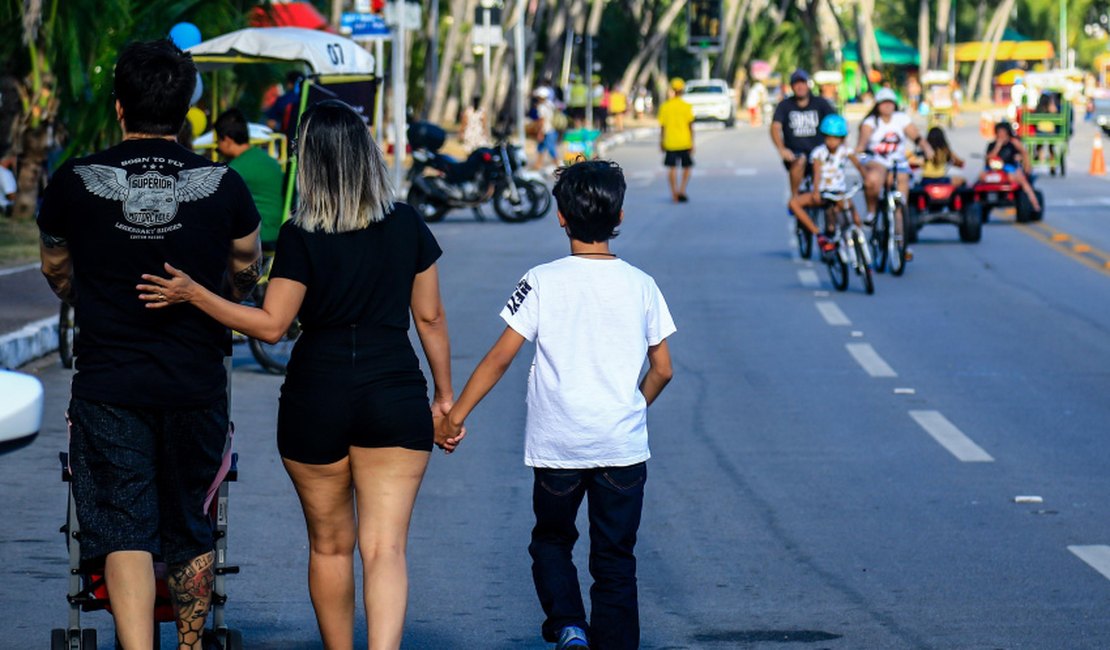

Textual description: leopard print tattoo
[168,552,215,650]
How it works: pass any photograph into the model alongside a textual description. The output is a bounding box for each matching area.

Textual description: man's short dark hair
[552,160,625,243]
[214,108,250,145]
[114,40,197,136]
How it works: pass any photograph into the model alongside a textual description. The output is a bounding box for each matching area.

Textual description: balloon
[190,72,204,106]
[169,22,202,50]
[186,107,207,139]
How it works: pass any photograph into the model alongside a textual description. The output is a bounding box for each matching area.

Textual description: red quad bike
[906,179,982,244]
[971,156,1045,224]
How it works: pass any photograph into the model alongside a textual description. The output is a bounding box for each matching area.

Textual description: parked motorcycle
[405,122,549,223]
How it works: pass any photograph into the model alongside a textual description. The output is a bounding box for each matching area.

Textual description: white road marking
[797,269,820,288]
[0,262,38,277]
[1068,545,1110,581]
[851,330,864,337]
[909,410,993,462]
[733,168,758,176]
[1013,496,1043,504]
[814,290,829,297]
[816,301,851,326]
[846,343,897,377]
[893,387,916,395]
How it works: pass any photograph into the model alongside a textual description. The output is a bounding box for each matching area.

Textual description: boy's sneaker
[556,625,589,649]
[863,212,875,226]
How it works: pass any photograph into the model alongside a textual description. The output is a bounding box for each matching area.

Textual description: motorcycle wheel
[493,181,540,223]
[525,180,552,219]
[407,184,448,223]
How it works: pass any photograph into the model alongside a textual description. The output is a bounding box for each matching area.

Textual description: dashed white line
[797,269,820,288]
[846,342,896,377]
[733,168,758,176]
[1068,545,1110,581]
[815,301,851,326]
[909,410,993,462]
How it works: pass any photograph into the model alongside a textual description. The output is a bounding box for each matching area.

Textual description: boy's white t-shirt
[810,143,851,193]
[500,256,677,469]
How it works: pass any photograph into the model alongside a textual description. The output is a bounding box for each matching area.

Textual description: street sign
[687,0,723,52]
[340,12,389,38]
[472,5,503,47]
[384,0,421,29]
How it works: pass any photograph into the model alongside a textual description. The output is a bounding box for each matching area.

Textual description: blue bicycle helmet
[819,114,848,137]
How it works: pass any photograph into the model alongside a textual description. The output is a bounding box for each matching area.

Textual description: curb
[0,316,58,370]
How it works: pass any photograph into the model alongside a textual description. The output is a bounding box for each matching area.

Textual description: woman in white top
[857,88,932,221]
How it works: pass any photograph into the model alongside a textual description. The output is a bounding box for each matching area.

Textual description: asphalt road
[3,116,1109,649]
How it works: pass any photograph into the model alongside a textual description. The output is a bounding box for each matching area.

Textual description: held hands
[137,263,196,308]
[780,148,797,163]
[431,398,467,454]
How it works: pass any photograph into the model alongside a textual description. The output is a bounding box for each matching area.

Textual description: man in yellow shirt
[658,78,695,203]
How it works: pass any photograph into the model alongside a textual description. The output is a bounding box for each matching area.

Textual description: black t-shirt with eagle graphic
[38,139,260,408]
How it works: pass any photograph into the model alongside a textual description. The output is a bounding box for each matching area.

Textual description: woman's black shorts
[277,326,434,465]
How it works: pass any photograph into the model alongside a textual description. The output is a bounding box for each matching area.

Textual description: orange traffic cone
[1091,134,1106,176]
[980,113,994,139]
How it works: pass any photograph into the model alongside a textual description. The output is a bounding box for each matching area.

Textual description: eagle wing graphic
[73,164,129,201]
[175,166,229,203]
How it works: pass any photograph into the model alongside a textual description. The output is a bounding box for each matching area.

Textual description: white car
[683,79,736,127]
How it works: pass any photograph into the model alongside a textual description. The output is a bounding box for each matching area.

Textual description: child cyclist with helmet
[788,114,867,253]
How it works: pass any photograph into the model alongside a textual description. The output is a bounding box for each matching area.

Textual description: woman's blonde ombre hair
[293,100,394,233]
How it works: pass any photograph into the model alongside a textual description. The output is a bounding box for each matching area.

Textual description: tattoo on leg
[232,258,262,298]
[168,552,214,650]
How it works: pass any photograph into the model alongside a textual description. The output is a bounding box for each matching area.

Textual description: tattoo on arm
[168,551,215,650]
[231,258,262,301]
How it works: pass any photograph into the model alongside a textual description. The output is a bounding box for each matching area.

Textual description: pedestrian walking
[36,40,263,650]
[437,159,676,650]
[137,99,456,650]
[533,88,560,170]
[658,78,696,203]
[459,95,490,151]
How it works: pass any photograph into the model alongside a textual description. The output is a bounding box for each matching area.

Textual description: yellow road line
[1015,221,1110,277]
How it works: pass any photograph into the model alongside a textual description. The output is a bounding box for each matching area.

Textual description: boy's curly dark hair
[552,159,625,243]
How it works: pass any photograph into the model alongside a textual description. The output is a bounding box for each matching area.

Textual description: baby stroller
[51,363,243,650]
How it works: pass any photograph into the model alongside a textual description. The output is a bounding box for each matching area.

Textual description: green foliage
[1,0,260,159]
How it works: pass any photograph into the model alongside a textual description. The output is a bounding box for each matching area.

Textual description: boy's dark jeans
[529,462,647,650]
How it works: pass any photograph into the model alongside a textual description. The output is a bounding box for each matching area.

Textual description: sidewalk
[0,262,59,370]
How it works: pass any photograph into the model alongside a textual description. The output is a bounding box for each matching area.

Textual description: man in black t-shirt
[37,40,261,650]
[770,69,836,198]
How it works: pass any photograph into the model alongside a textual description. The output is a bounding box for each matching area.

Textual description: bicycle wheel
[248,322,300,375]
[796,220,813,259]
[870,212,889,273]
[58,302,78,369]
[888,202,907,276]
[245,282,300,375]
[853,232,875,295]
[826,246,849,291]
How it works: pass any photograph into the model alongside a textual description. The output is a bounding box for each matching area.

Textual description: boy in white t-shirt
[438,160,676,650]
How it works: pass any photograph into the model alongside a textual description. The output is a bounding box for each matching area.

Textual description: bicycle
[243,253,300,375]
[820,184,874,295]
[869,165,908,277]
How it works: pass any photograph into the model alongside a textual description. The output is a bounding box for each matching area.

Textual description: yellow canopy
[995,69,1025,86]
[953,41,1055,63]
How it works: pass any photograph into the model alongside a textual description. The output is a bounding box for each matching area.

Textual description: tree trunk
[976,0,1015,104]
[917,0,929,79]
[855,0,880,94]
[428,0,473,124]
[540,0,569,84]
[617,0,687,96]
[12,123,48,220]
[967,1,1008,107]
[932,0,951,70]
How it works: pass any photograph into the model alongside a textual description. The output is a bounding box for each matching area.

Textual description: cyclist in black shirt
[770,69,836,198]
